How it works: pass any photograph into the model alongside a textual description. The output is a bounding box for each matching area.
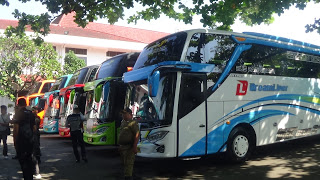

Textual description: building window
[65,47,87,65]
[66,48,87,55]
[106,51,125,57]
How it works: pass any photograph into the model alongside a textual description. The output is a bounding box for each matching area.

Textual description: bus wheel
[227,127,253,163]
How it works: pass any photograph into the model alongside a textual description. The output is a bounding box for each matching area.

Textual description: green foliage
[1,0,320,37]
[0,34,62,100]
[63,51,86,75]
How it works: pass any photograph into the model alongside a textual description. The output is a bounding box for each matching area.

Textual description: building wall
[87,48,108,66]
[46,33,146,67]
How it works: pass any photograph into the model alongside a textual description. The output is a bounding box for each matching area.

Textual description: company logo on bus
[236,80,288,96]
[236,80,248,95]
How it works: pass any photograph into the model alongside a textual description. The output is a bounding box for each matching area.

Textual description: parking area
[1,132,320,180]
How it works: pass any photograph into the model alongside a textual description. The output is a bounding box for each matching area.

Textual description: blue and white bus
[123,29,320,162]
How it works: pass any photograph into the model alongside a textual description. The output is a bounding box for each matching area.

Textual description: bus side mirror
[95,84,103,102]
[70,90,75,103]
[148,71,160,97]
[102,82,110,101]
[31,97,39,106]
[35,97,39,105]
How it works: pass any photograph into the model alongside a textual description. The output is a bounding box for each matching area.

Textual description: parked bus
[43,74,73,133]
[83,52,139,145]
[18,80,55,128]
[58,65,99,137]
[123,29,320,162]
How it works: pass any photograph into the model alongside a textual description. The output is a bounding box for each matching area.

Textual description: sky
[1,0,320,45]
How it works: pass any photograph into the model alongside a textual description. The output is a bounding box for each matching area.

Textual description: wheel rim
[233,135,249,158]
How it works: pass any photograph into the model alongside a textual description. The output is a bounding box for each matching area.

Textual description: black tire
[227,127,254,163]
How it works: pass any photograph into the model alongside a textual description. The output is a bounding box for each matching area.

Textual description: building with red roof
[0,12,170,66]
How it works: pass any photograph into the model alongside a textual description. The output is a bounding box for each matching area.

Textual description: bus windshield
[85,90,96,119]
[67,68,88,86]
[97,56,123,79]
[50,76,68,91]
[133,32,187,69]
[128,73,177,128]
[28,82,42,95]
[45,96,60,118]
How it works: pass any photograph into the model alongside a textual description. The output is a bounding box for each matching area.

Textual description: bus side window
[178,73,205,120]
[185,33,204,63]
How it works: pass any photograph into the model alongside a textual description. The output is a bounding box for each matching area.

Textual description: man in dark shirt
[14,98,36,180]
[66,105,87,163]
[32,106,42,179]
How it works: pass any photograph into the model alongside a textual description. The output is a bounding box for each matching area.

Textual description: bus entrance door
[178,73,207,157]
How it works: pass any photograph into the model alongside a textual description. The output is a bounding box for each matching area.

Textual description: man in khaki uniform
[118,108,139,180]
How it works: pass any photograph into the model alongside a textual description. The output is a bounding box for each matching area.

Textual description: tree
[63,51,86,75]
[0,34,62,100]
[1,0,320,39]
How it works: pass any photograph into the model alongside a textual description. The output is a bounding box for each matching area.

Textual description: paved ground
[1,131,320,180]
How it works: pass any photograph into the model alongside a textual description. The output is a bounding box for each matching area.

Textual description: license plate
[45,128,48,131]
[88,138,92,142]
[61,132,64,136]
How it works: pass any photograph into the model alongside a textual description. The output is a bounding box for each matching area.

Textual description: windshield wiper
[85,107,98,115]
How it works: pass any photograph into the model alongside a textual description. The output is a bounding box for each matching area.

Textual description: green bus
[83,52,139,145]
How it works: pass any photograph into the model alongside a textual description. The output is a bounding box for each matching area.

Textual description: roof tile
[1,12,170,44]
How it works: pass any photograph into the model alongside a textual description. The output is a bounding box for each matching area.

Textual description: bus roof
[174,29,320,54]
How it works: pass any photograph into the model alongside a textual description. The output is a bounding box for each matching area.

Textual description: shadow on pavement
[2,134,320,180]
[134,135,320,180]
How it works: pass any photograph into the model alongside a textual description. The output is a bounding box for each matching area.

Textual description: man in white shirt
[0,105,10,159]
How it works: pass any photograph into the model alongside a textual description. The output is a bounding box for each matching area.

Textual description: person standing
[118,108,140,180]
[66,105,87,163]
[14,98,36,180]
[0,105,10,159]
[32,106,42,179]
[11,106,19,160]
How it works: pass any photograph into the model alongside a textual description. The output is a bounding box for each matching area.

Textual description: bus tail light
[64,90,71,104]
[49,94,54,106]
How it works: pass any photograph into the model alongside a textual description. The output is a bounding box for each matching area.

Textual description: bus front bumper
[43,118,59,133]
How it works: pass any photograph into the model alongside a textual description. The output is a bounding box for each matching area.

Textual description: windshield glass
[133,32,187,69]
[67,68,89,86]
[128,73,177,128]
[58,76,68,89]
[85,90,97,119]
[97,55,123,79]
[28,82,42,95]
[50,78,62,91]
[45,96,60,118]
[38,98,46,110]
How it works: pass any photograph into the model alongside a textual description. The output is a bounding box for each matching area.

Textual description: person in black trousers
[66,105,87,163]
[14,98,36,180]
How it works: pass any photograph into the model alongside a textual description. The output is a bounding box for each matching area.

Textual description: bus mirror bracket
[148,64,191,97]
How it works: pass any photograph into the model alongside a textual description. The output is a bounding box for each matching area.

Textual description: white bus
[123,29,320,162]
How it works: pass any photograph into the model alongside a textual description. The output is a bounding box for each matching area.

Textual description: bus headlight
[147,131,168,143]
[95,127,108,135]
